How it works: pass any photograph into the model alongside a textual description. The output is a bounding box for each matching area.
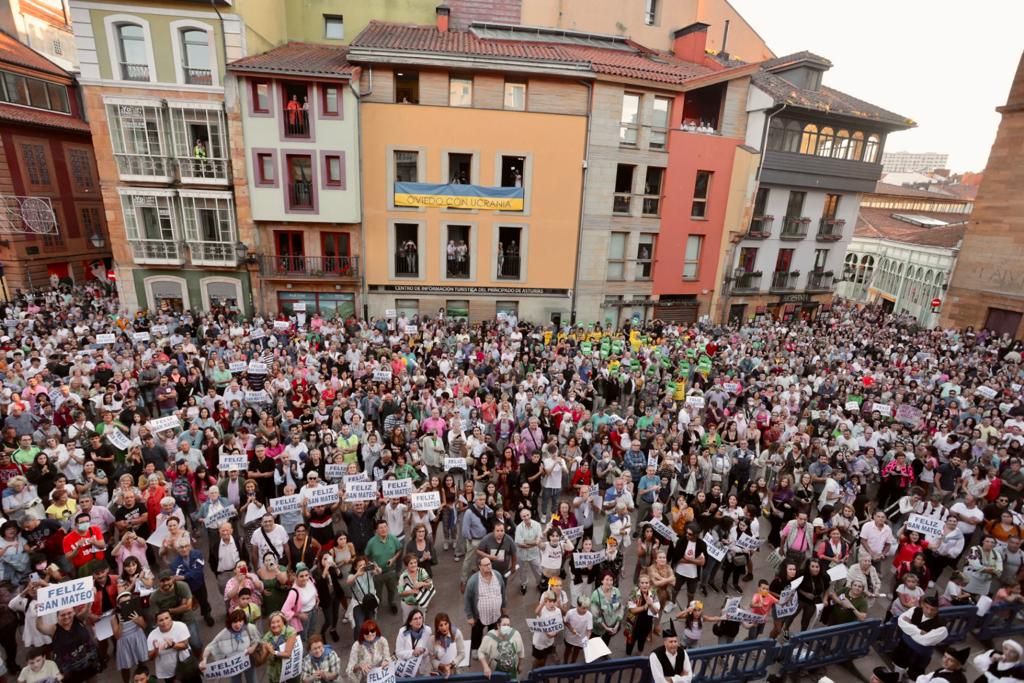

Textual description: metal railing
[771,271,797,290]
[120,62,149,81]
[780,216,809,239]
[114,153,172,179]
[613,193,631,214]
[779,619,880,674]
[260,255,359,278]
[189,241,236,266]
[733,272,762,292]
[747,215,773,238]
[183,67,212,86]
[807,271,834,291]
[177,157,228,182]
[497,253,521,279]
[446,256,471,278]
[289,180,313,208]
[394,252,419,277]
[817,217,846,241]
[642,195,661,215]
[130,239,183,263]
[283,108,310,137]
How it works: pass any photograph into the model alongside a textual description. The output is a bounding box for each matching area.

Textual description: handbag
[252,641,272,667]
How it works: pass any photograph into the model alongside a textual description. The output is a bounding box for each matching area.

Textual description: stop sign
[931,297,942,307]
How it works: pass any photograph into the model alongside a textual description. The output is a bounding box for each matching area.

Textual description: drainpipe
[569,79,593,327]
[354,68,371,320]
[719,103,786,324]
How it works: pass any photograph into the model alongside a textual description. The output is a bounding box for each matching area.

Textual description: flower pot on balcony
[790,270,801,277]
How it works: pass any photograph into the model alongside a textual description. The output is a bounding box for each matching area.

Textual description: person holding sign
[395,608,433,677]
[530,591,564,669]
[428,612,466,677]
[199,608,262,683]
[345,620,391,683]
[261,611,300,683]
[300,634,342,683]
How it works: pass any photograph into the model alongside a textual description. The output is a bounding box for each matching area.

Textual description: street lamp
[234,241,255,265]
[89,233,106,249]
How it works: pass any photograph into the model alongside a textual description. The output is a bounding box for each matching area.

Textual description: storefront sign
[779,293,811,303]
[370,285,568,298]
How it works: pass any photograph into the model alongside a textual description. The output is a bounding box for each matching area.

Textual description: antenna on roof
[720,20,730,60]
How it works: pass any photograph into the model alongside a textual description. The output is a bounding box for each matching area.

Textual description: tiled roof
[751,69,913,128]
[228,42,355,77]
[871,182,959,199]
[349,22,713,85]
[0,102,90,133]
[856,207,968,248]
[0,30,68,79]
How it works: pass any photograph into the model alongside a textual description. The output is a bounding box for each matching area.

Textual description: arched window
[767,118,786,150]
[850,132,864,160]
[864,134,881,163]
[116,23,148,81]
[834,130,850,159]
[863,255,876,283]
[783,120,801,152]
[816,127,835,157]
[800,124,818,155]
[180,28,212,85]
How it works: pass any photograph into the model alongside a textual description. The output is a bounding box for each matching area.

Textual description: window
[606,232,627,280]
[833,130,850,159]
[785,191,806,219]
[394,224,419,277]
[636,234,655,280]
[449,76,472,107]
[446,225,471,278]
[613,164,634,213]
[282,82,310,137]
[321,86,340,116]
[324,14,344,40]
[252,81,270,113]
[864,134,881,163]
[850,132,864,161]
[180,192,236,265]
[80,207,104,245]
[816,127,834,157]
[504,80,526,110]
[395,71,419,104]
[822,193,840,219]
[324,154,343,187]
[396,299,419,319]
[498,226,522,279]
[26,79,48,109]
[644,0,658,25]
[169,105,227,180]
[274,230,304,272]
[448,153,472,185]
[691,170,712,218]
[738,247,758,273]
[107,102,170,178]
[683,235,703,279]
[496,301,518,318]
[394,150,418,183]
[0,71,69,112]
[321,232,352,274]
[650,96,671,149]
[286,154,314,210]
[256,152,275,185]
[64,148,94,194]
[775,249,794,273]
[814,249,829,271]
[2,72,27,104]
[446,300,469,321]
[21,143,50,186]
[500,155,526,189]
[46,83,68,113]
[642,167,664,215]
[180,29,211,85]
[116,24,149,81]
[620,93,640,145]
[799,124,818,155]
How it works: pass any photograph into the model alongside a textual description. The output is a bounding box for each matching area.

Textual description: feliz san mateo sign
[370,285,569,298]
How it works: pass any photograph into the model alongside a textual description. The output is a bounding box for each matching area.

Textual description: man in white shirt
[146,609,192,681]
[514,509,543,595]
[250,513,288,566]
[540,444,566,520]
[860,511,896,569]
[949,495,985,537]
[649,627,693,683]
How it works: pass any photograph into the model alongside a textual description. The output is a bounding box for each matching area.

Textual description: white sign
[219,454,248,471]
[273,320,290,331]
[394,655,425,679]
[279,637,303,683]
[149,415,181,433]
[572,551,606,569]
[723,382,740,394]
[151,324,168,335]
[325,464,348,480]
[705,537,728,562]
[685,395,705,409]
[650,519,679,543]
[305,484,340,507]
[906,513,944,541]
[345,481,378,502]
[562,526,584,543]
[444,457,467,471]
[105,430,131,450]
[247,361,267,374]
[384,309,397,319]
[976,386,998,399]
[722,596,766,624]
[132,331,150,342]
[249,328,266,341]
[204,652,251,680]
[204,505,237,529]
[270,495,301,517]
[734,535,761,553]
[526,615,564,634]
[647,454,660,470]
[412,491,441,511]
[776,587,800,619]
[373,370,393,383]
[292,302,306,312]
[367,664,395,683]
[96,333,115,344]
[872,402,892,416]
[382,479,414,498]
[405,325,418,335]
[244,390,269,404]
[342,472,368,488]
[229,361,247,373]
[827,564,848,583]
[35,577,94,615]
[844,401,860,412]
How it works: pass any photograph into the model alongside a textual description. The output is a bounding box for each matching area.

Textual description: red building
[0,29,111,293]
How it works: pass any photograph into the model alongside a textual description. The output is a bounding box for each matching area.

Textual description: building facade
[69,0,252,313]
[0,0,77,70]
[881,150,949,174]
[0,28,110,292]
[227,43,361,317]
[942,52,1024,338]
[713,52,913,324]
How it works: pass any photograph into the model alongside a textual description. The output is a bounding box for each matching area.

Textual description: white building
[881,150,949,174]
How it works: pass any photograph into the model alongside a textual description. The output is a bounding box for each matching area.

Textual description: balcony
[747,216,774,239]
[189,241,236,267]
[733,272,763,293]
[807,271,835,292]
[761,150,883,194]
[130,239,183,265]
[114,153,173,181]
[120,62,150,82]
[260,255,359,279]
[394,252,418,277]
[613,193,631,214]
[770,271,798,291]
[498,253,521,280]
[817,218,846,241]
[779,217,810,240]
[183,67,212,86]
[177,157,229,184]
[289,180,313,209]
[283,109,310,138]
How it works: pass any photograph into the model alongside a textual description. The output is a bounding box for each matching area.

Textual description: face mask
[500,626,513,636]
[77,523,89,533]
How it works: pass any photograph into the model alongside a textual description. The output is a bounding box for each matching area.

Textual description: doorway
[984,308,1023,338]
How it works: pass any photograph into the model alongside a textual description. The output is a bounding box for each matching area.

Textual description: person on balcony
[192,140,207,159]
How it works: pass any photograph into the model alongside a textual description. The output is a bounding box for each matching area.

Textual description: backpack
[488,632,518,676]
[171,476,191,505]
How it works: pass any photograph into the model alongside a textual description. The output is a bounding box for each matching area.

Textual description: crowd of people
[0,283,1020,683]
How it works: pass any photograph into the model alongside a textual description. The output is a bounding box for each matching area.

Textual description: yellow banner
[394,193,524,211]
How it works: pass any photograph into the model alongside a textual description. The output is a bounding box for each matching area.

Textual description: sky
[727,0,1024,173]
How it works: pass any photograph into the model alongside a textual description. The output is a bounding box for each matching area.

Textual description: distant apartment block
[881,151,949,174]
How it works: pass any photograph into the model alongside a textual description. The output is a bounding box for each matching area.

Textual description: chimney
[719,20,730,60]
[436,5,450,32]
[672,22,710,63]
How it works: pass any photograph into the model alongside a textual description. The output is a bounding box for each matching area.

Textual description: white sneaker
[444,541,450,551]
